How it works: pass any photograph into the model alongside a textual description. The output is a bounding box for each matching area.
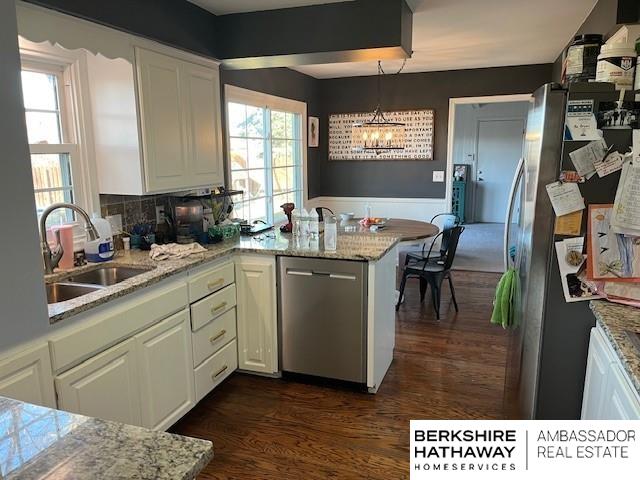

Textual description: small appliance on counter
[174,200,204,243]
[84,214,114,262]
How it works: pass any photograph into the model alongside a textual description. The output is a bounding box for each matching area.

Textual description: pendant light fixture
[351,60,407,155]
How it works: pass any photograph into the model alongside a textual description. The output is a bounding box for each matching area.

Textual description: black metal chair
[396,225,465,320]
[405,213,460,265]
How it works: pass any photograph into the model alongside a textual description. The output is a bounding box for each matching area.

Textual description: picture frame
[308,116,319,147]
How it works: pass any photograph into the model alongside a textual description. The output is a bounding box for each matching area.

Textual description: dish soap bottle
[84,214,114,262]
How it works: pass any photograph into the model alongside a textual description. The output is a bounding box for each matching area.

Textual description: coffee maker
[173,200,204,243]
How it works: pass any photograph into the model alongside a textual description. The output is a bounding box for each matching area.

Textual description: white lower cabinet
[582,326,640,419]
[134,309,195,430]
[0,344,56,408]
[194,339,238,402]
[55,338,142,425]
[235,255,278,374]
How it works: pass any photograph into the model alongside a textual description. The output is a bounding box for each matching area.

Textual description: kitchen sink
[46,282,103,304]
[66,265,153,287]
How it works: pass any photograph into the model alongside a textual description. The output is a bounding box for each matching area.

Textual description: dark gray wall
[0,0,49,352]
[315,64,553,199]
[220,68,322,198]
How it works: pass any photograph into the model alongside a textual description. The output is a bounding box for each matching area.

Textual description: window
[20,62,80,227]
[225,86,306,224]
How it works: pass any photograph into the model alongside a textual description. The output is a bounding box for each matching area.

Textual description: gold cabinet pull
[207,278,224,290]
[211,301,227,315]
[212,365,228,379]
[209,329,227,343]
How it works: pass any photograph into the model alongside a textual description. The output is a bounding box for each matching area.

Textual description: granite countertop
[46,230,399,324]
[0,396,212,480]
[590,300,640,395]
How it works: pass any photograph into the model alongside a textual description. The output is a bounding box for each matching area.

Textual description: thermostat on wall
[433,171,445,183]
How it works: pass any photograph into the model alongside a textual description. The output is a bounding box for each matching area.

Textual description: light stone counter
[590,300,640,396]
[45,231,399,324]
[0,396,212,479]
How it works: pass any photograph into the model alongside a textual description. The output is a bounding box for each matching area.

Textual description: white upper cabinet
[136,47,190,193]
[88,45,224,195]
[182,61,224,188]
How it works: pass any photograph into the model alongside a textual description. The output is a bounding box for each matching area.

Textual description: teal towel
[491,268,518,329]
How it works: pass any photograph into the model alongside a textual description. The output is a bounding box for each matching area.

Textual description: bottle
[85,214,115,262]
[595,42,637,90]
[564,34,603,84]
[309,208,319,239]
[300,208,310,237]
[324,215,337,251]
[365,204,372,220]
[292,209,301,238]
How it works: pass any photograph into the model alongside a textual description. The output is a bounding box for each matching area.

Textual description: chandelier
[351,60,406,155]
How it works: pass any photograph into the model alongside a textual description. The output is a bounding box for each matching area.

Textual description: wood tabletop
[344,218,439,242]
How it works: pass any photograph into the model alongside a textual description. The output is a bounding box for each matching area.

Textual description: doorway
[475,117,525,223]
[446,96,531,273]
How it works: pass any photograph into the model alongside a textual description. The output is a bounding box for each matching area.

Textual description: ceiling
[187,0,348,15]
[189,0,599,78]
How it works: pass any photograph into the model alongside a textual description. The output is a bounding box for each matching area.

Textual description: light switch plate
[433,170,445,182]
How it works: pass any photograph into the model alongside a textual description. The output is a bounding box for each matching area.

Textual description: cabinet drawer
[190,283,236,331]
[192,308,236,367]
[194,339,237,402]
[188,261,234,303]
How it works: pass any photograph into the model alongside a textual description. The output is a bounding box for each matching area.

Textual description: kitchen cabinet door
[0,344,56,408]
[182,61,224,188]
[55,338,141,425]
[135,47,190,193]
[581,328,613,419]
[134,308,195,431]
[235,256,278,374]
[600,364,640,420]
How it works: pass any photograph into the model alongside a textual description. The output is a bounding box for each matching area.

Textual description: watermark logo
[410,420,639,479]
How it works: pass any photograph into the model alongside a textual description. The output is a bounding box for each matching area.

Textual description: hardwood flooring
[171,270,508,479]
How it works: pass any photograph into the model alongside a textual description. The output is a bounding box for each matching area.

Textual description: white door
[235,256,278,374]
[181,61,224,188]
[134,309,195,431]
[136,47,189,192]
[55,338,141,425]
[0,344,56,408]
[475,119,525,223]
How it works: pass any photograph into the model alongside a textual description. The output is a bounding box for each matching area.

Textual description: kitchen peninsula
[0,231,398,445]
[0,396,212,479]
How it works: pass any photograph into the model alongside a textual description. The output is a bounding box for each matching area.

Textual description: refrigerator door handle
[504,157,525,272]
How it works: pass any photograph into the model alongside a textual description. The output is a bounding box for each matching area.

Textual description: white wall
[452,101,529,222]
[0,1,49,353]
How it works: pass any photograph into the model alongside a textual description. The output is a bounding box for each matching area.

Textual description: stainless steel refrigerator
[503,82,635,419]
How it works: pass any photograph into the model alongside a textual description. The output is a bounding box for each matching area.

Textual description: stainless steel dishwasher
[278,256,367,383]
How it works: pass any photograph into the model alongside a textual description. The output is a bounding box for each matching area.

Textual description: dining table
[341,218,440,243]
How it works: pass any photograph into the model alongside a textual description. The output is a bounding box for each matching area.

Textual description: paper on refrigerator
[545,181,585,216]
[610,160,640,236]
[568,139,608,178]
[555,237,602,302]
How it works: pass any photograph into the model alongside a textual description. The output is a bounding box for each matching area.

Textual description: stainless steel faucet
[39,203,99,274]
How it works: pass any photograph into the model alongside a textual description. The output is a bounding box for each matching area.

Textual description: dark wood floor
[171,270,508,479]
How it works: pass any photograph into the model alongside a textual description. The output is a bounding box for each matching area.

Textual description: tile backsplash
[100,194,170,233]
